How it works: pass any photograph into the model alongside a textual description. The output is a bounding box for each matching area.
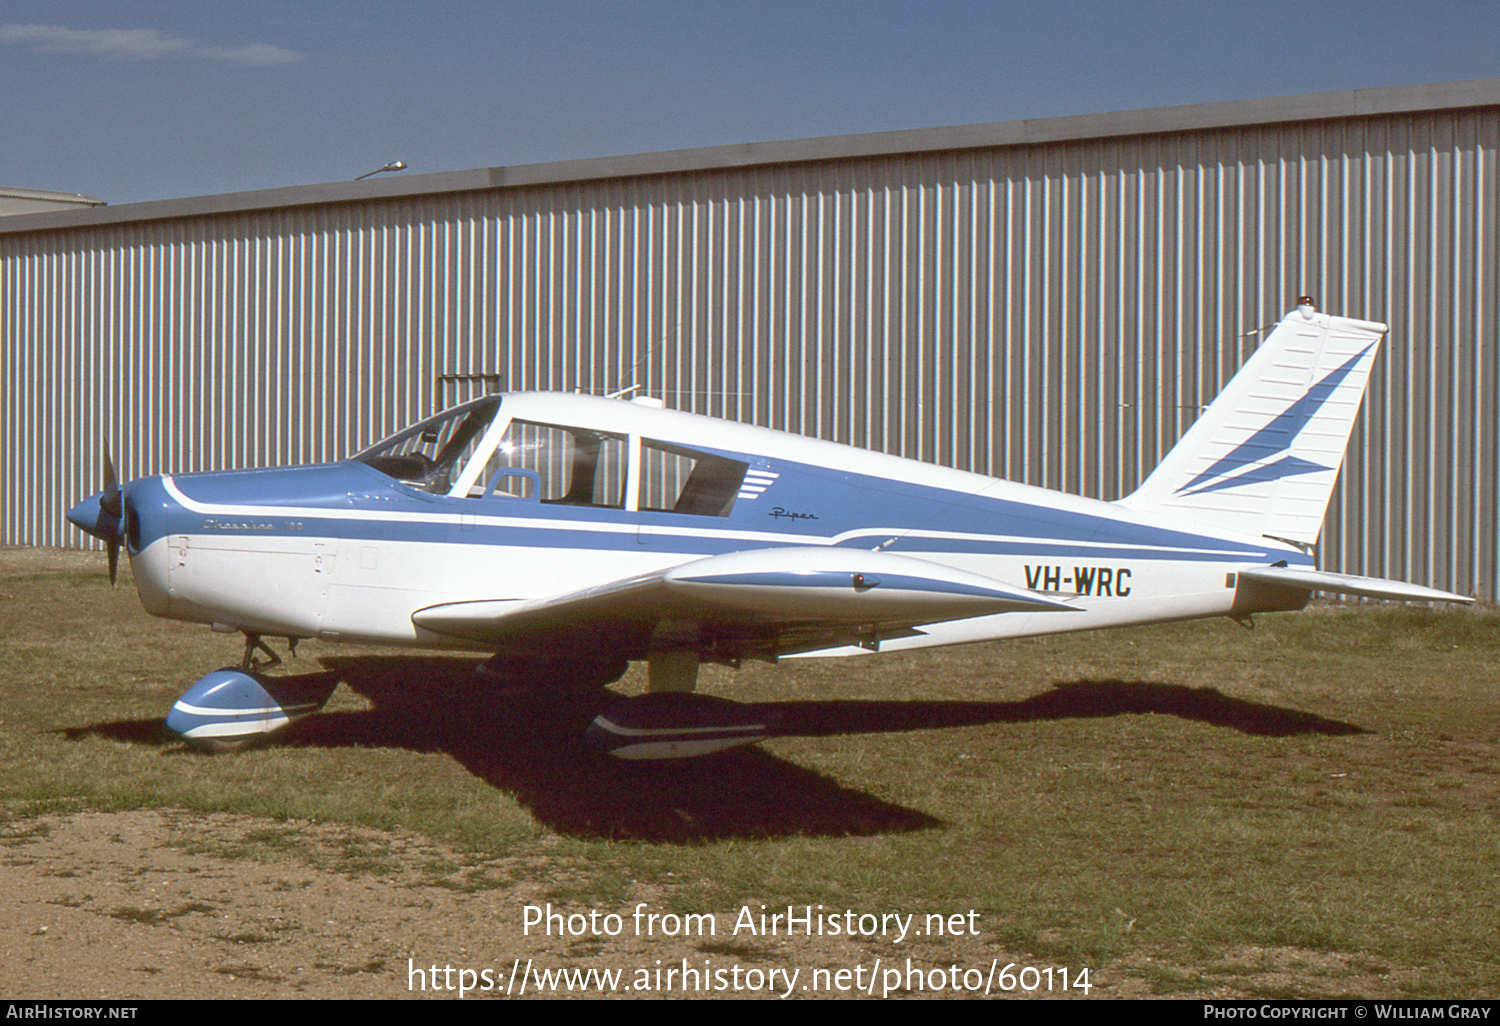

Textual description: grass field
[2,549,1497,998]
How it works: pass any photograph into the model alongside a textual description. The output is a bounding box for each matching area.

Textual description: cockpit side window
[356,397,501,494]
[476,420,627,508]
[639,439,747,517]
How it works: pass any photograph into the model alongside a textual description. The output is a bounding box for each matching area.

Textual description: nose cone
[66,491,123,544]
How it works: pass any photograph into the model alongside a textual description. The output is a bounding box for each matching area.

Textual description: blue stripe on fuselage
[135,452,1301,568]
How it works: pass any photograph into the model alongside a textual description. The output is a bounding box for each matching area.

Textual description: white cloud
[0,23,304,67]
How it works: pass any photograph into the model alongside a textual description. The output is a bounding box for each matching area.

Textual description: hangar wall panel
[3,102,1496,597]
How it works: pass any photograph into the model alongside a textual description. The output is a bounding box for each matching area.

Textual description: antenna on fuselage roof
[587,321,753,405]
[600,319,678,403]
[601,384,665,408]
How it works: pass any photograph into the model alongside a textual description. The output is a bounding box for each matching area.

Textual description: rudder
[1116,300,1387,545]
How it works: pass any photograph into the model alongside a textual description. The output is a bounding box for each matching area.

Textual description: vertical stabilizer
[1116,302,1387,544]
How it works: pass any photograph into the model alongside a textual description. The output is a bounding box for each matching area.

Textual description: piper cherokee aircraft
[66,298,1471,758]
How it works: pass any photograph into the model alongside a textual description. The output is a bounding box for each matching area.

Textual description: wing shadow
[757,678,1366,739]
[58,660,1363,843]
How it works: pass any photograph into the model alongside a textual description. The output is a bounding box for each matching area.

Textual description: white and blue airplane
[67,298,1470,758]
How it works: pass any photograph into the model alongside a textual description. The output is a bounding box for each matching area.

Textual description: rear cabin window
[639,440,747,517]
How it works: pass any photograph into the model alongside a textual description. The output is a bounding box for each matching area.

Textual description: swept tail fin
[1117,301,1387,544]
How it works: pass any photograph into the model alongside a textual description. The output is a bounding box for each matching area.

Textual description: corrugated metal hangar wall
[3,79,1497,597]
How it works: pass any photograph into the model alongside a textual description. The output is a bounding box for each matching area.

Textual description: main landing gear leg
[646,619,700,693]
[647,650,699,693]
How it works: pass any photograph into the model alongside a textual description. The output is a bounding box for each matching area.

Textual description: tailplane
[1116,299,1386,544]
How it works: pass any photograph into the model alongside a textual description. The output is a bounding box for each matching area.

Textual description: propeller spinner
[65,447,127,586]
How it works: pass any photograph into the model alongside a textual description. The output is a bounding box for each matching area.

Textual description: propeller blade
[101,449,122,518]
[64,442,127,586]
[103,444,122,587]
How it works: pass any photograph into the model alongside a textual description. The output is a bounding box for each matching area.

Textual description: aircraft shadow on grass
[60,654,1363,843]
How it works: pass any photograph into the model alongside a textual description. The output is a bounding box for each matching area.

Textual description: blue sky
[4,1,1498,205]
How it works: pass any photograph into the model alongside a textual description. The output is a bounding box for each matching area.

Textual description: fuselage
[114,392,1314,653]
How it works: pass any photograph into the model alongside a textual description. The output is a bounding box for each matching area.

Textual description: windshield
[355,396,502,494]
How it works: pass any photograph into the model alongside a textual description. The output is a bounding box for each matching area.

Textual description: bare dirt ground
[0,808,1400,1000]
[2,808,517,999]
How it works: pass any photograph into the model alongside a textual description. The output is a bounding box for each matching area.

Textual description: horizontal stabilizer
[1237,566,1472,604]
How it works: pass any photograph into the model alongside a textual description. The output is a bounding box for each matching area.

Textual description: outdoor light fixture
[354,160,408,181]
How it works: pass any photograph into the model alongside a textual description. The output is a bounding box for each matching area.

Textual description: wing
[412,546,1077,662]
